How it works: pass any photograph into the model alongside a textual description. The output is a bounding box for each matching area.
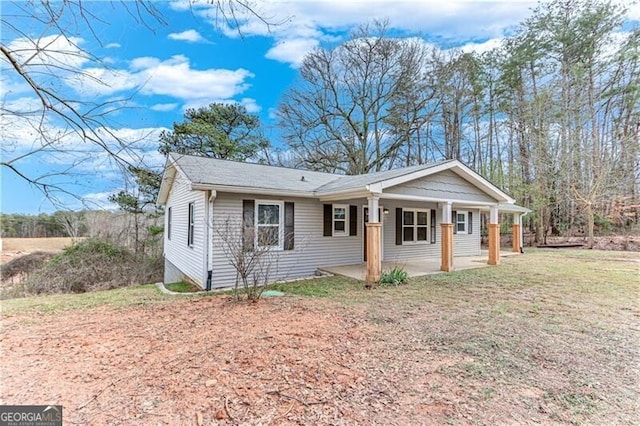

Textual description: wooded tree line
[277,0,639,243]
[1,211,162,255]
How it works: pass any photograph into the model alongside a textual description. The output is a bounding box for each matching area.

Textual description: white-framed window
[167,207,172,240]
[456,211,468,234]
[403,209,429,243]
[187,202,195,247]
[255,200,284,250]
[333,204,348,236]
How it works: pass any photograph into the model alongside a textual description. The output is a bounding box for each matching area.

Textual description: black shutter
[284,202,295,250]
[349,205,357,236]
[452,210,457,234]
[468,212,473,234]
[395,208,403,245]
[323,204,332,237]
[430,209,436,244]
[242,200,255,251]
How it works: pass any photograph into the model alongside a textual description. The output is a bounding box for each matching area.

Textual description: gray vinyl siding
[210,193,363,288]
[385,169,496,203]
[163,172,207,286]
[382,200,481,261]
[452,208,481,256]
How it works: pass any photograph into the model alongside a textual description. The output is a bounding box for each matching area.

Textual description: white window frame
[255,200,284,250]
[456,211,468,234]
[403,208,430,244]
[187,202,195,247]
[332,204,349,236]
[167,207,172,240]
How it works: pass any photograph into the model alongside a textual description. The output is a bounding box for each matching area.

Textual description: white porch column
[365,195,382,283]
[512,213,522,253]
[367,195,380,223]
[442,202,452,225]
[440,202,454,272]
[488,205,500,265]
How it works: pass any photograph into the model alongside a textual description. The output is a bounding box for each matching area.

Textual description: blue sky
[2,0,638,214]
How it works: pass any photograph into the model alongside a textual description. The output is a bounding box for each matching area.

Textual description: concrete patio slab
[318,251,520,281]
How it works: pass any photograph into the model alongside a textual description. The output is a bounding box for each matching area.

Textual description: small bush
[380,266,408,286]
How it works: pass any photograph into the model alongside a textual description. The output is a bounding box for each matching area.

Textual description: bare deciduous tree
[278,21,433,175]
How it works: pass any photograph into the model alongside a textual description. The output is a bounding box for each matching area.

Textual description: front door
[363,207,382,261]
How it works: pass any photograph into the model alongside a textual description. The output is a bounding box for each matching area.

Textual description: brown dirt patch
[0,296,464,425]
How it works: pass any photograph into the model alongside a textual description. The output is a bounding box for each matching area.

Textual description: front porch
[319,251,520,281]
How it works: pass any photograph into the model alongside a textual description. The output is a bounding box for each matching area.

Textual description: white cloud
[3,34,89,69]
[168,29,207,43]
[65,67,138,96]
[265,38,320,68]
[136,55,253,101]
[150,103,179,112]
[240,98,261,113]
[105,42,121,49]
[194,0,540,66]
[65,54,253,106]
[459,37,504,54]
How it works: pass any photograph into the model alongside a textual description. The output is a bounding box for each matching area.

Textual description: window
[167,207,172,240]
[333,204,348,236]
[256,201,284,249]
[456,211,468,234]
[403,209,429,243]
[187,202,195,247]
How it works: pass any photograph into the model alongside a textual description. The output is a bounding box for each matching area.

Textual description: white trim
[255,200,285,250]
[380,192,498,207]
[402,208,431,244]
[157,162,177,206]
[362,205,385,262]
[332,204,349,236]
[455,211,469,234]
[317,190,373,202]
[192,184,316,198]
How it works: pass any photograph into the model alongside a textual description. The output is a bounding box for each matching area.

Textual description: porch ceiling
[318,251,520,281]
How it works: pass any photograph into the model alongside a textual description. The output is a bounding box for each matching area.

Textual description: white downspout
[205,190,217,290]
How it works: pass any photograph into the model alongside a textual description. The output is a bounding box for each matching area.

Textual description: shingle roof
[314,160,454,193]
[169,153,342,193]
[163,153,518,206]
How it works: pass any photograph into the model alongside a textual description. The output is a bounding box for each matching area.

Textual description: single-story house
[157,152,529,290]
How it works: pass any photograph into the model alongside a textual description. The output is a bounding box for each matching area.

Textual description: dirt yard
[1,250,638,425]
[0,237,78,265]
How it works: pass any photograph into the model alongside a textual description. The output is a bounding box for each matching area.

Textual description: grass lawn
[275,248,640,423]
[0,283,171,314]
[2,249,638,424]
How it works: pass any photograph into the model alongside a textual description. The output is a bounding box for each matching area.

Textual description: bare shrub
[1,251,56,280]
[9,239,162,297]
[215,217,285,302]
